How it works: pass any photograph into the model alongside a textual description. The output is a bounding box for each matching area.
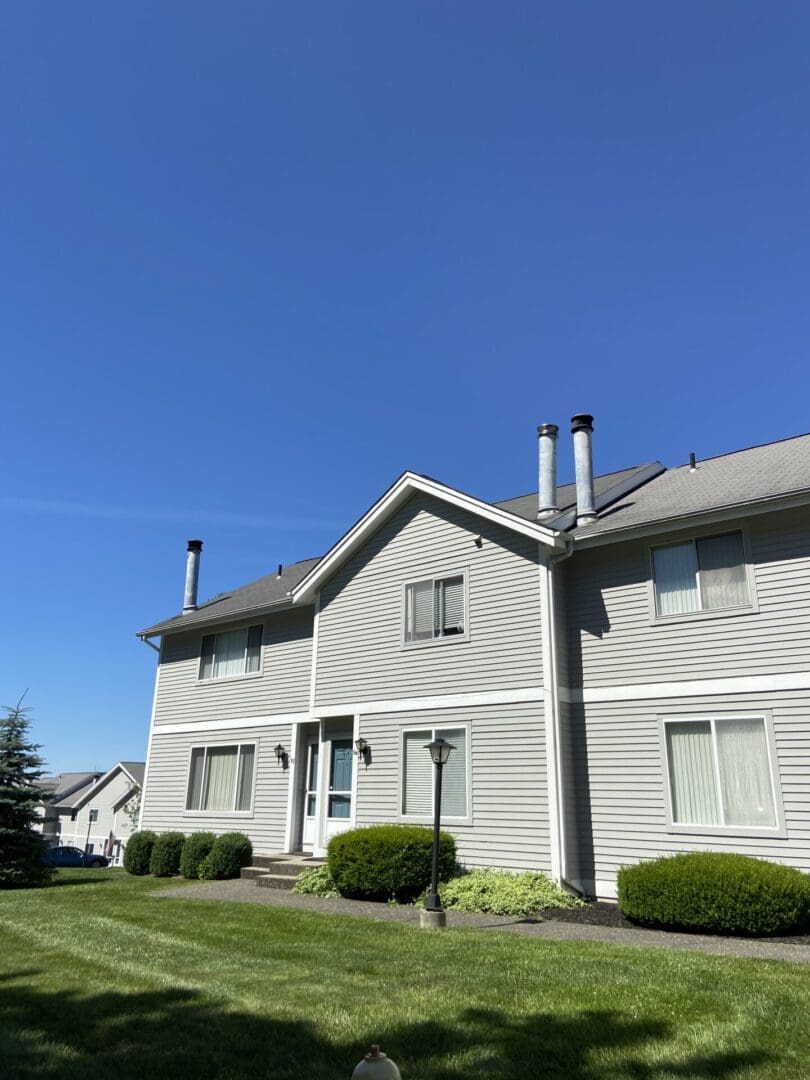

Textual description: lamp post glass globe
[425,737,455,765]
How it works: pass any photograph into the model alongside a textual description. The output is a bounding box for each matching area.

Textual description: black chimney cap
[571,414,594,434]
[537,423,559,438]
[187,539,203,552]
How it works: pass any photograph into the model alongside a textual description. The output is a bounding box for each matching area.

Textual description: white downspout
[539,538,574,887]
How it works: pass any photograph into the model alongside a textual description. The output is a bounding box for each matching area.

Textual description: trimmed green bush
[618,852,810,937]
[200,832,253,880]
[123,831,157,876]
[437,868,584,916]
[292,865,340,898]
[149,832,186,877]
[327,824,456,902]
[179,832,216,879]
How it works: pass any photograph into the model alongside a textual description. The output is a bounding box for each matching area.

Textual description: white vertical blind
[697,534,749,610]
[716,719,776,826]
[186,748,205,810]
[439,727,467,816]
[212,629,247,678]
[203,746,238,811]
[235,745,255,811]
[439,577,465,636]
[653,542,699,615]
[666,722,719,824]
[406,582,434,642]
[402,730,432,815]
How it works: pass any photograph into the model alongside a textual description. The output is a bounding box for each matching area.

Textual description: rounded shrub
[618,852,810,937]
[327,824,456,902]
[200,832,253,880]
[179,832,216,880]
[123,831,157,876]
[148,832,186,877]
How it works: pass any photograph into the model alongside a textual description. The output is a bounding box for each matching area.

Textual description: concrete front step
[255,873,297,891]
[251,854,325,871]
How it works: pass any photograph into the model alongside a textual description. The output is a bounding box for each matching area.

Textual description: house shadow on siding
[0,973,773,1079]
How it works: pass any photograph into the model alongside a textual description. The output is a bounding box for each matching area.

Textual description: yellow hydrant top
[351,1044,402,1079]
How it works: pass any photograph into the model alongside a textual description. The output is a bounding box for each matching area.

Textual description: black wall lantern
[355,737,370,762]
[274,744,288,767]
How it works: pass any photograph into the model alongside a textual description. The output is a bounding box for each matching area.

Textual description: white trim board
[152,712,312,736]
[316,686,544,718]
[561,671,810,704]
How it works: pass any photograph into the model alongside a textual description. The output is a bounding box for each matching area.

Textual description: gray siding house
[138,419,810,897]
[40,762,144,864]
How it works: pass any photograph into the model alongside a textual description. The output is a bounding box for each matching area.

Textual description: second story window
[404,574,465,644]
[199,624,263,680]
[652,532,750,617]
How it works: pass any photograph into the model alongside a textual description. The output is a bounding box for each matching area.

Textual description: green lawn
[0,871,808,1079]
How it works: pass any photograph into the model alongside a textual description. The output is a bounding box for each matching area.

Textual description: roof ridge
[679,430,810,468]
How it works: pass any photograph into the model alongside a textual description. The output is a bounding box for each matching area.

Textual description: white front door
[301,738,319,851]
[324,738,353,843]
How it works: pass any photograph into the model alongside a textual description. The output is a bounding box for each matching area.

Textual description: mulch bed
[535,901,810,945]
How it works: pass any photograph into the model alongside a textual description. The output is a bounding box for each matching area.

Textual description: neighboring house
[44,762,144,865]
[137,419,810,897]
[36,772,102,845]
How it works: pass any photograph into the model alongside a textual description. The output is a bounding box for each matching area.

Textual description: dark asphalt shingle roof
[570,432,810,538]
[120,762,145,786]
[494,464,656,524]
[50,772,103,808]
[138,558,321,638]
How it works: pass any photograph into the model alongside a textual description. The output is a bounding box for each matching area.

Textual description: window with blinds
[199,624,263,679]
[652,532,750,617]
[665,717,777,829]
[404,574,466,643]
[401,727,468,819]
[186,743,256,812]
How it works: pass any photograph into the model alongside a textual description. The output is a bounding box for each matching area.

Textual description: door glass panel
[330,740,353,792]
[306,793,317,816]
[307,745,319,791]
[328,794,351,818]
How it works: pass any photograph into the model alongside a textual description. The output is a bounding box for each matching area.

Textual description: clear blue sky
[2,3,809,771]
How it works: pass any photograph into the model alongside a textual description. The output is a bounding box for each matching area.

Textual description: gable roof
[138,557,321,638]
[50,772,103,809]
[291,471,567,605]
[570,431,810,543]
[69,761,145,813]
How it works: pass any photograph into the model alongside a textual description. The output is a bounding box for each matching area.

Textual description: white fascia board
[70,765,121,812]
[293,471,564,604]
[574,489,810,549]
[138,597,298,641]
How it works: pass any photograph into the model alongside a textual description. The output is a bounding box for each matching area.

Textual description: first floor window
[665,716,777,828]
[652,532,749,617]
[402,727,468,818]
[404,575,465,643]
[186,743,256,812]
[199,624,263,679]
[88,809,99,824]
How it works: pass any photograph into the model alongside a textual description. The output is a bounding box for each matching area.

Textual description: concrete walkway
[154,879,810,964]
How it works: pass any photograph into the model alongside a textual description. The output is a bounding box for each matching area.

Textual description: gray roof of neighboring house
[120,762,145,786]
[50,772,103,809]
[494,464,658,525]
[138,557,322,637]
[570,431,810,539]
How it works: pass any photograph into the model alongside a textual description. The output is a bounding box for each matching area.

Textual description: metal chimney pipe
[183,540,203,613]
[537,423,560,517]
[571,414,597,525]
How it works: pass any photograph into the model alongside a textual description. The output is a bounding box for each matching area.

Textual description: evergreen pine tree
[0,694,53,887]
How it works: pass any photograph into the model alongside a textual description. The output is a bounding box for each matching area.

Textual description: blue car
[44,845,110,869]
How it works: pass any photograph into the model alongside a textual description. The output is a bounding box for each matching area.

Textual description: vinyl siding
[315,493,543,707]
[566,506,810,689]
[153,608,313,726]
[565,690,810,897]
[140,724,290,852]
[355,702,550,872]
[59,770,140,855]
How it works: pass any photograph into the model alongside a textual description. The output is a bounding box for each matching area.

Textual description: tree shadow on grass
[0,971,775,1080]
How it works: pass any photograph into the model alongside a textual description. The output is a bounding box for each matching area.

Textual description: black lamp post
[424,736,455,912]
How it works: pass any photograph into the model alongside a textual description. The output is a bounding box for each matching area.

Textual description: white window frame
[398,722,472,826]
[648,527,758,625]
[659,712,785,838]
[401,570,469,649]
[184,741,258,816]
[197,623,264,682]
